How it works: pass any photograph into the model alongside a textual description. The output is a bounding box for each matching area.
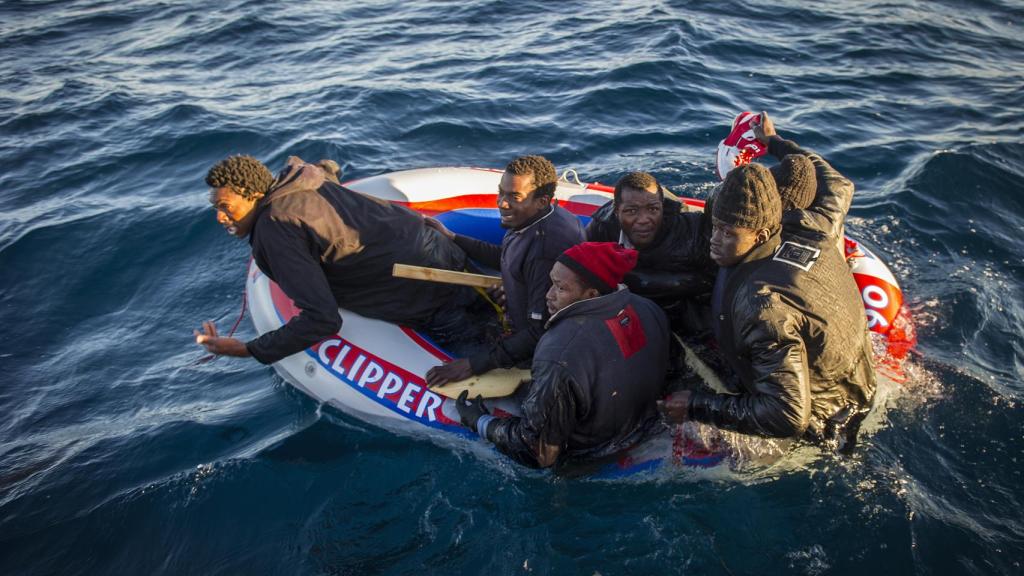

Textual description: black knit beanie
[770,154,816,211]
[712,163,781,233]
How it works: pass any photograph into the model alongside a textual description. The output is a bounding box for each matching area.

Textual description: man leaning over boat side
[585,171,716,332]
[423,155,585,387]
[194,154,480,364]
[455,242,670,468]
[658,119,877,453]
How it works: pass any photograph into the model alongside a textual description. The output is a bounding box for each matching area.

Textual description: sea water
[1,1,1022,574]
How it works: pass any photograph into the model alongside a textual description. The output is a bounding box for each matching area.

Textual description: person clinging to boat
[423,155,585,387]
[195,154,483,363]
[455,242,670,468]
[659,113,877,453]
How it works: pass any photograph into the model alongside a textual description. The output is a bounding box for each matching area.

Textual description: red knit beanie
[557,242,638,294]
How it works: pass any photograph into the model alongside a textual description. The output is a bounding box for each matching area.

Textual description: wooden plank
[393,263,501,289]
[430,368,530,399]
[674,333,731,394]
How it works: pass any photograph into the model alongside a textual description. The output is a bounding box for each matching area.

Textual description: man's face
[497,172,549,229]
[209,186,260,238]
[615,185,663,249]
[709,217,766,267]
[546,262,598,314]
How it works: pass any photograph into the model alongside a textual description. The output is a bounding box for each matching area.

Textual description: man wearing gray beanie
[659,114,876,453]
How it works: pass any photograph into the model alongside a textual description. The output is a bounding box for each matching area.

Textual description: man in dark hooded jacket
[195,155,474,364]
[455,242,670,468]
[660,117,875,452]
[424,155,585,386]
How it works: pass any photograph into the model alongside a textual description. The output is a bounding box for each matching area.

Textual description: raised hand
[751,110,777,145]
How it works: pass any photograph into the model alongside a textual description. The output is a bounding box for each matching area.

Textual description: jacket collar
[545,287,630,329]
[511,202,557,235]
[737,230,782,266]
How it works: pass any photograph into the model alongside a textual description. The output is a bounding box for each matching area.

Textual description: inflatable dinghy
[245,166,915,472]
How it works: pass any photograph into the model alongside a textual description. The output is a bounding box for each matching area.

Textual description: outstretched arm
[246,222,343,364]
[194,320,250,357]
[752,111,854,238]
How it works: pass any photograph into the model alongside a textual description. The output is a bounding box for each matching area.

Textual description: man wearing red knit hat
[455,242,671,469]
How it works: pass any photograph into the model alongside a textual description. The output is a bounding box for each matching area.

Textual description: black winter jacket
[245,157,466,364]
[486,289,670,468]
[453,204,585,374]
[585,196,716,301]
[689,138,876,439]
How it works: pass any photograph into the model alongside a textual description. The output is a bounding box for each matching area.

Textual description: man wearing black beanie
[660,116,876,453]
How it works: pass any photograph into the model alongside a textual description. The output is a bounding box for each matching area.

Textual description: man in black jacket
[586,171,715,330]
[660,115,876,452]
[194,155,474,364]
[455,242,670,468]
[424,155,585,386]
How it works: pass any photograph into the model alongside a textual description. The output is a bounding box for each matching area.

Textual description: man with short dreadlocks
[422,155,585,387]
[196,155,478,364]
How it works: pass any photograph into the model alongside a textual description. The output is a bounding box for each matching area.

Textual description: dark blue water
[2,1,1022,574]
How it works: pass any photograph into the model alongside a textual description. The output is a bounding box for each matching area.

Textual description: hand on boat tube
[425,358,473,387]
[656,390,692,424]
[194,320,250,358]
[423,216,456,240]
[751,110,776,146]
[456,390,490,432]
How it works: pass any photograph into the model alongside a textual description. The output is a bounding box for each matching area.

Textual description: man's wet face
[709,218,764,267]
[615,185,663,249]
[497,172,549,229]
[210,186,259,238]
[546,262,594,314]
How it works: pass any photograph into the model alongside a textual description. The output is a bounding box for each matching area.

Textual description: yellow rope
[473,285,509,333]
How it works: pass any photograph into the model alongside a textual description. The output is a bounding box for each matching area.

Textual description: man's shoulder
[263,187,331,222]
[535,318,589,363]
[529,205,585,255]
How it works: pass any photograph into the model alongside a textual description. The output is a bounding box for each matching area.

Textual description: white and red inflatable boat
[245,166,916,473]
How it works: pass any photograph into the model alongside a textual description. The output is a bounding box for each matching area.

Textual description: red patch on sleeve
[604,304,647,359]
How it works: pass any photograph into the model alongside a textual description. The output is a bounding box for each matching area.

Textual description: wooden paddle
[393,263,501,289]
[430,367,531,400]
[673,333,731,394]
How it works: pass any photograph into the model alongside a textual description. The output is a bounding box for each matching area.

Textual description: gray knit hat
[712,163,781,233]
[770,154,816,211]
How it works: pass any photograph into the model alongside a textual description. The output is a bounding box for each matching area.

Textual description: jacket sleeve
[245,221,342,364]
[485,359,582,468]
[624,269,714,300]
[453,234,501,269]
[468,253,551,373]
[687,300,812,438]
[769,136,854,240]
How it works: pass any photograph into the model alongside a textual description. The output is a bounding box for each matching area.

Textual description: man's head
[547,242,638,314]
[710,163,781,267]
[770,154,816,211]
[497,155,558,229]
[614,171,664,249]
[205,155,275,238]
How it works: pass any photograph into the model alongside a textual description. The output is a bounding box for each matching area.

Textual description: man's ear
[755,227,771,245]
[583,287,602,300]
